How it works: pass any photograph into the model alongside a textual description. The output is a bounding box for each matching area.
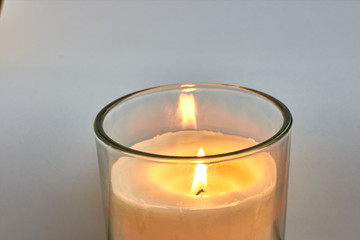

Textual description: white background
[1,1,360,240]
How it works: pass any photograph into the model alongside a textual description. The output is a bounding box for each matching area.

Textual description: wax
[110,130,277,240]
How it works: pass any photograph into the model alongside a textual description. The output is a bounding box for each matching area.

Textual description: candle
[108,93,277,240]
[110,131,276,240]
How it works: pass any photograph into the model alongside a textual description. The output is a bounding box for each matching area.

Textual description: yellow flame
[178,94,197,129]
[197,148,205,157]
[191,148,207,195]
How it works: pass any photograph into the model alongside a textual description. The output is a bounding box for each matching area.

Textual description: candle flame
[197,148,205,157]
[191,148,207,195]
[178,94,197,129]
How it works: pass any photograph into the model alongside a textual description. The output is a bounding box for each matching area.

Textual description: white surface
[1,1,360,240]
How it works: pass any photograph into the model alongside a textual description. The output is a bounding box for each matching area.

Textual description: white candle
[110,130,277,240]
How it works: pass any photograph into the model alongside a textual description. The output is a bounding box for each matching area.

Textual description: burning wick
[196,189,205,196]
[191,148,207,196]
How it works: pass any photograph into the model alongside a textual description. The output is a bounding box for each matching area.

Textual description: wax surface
[110,131,277,240]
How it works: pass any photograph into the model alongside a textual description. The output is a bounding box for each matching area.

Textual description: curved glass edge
[94,83,293,163]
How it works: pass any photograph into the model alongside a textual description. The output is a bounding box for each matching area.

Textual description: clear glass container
[94,83,292,240]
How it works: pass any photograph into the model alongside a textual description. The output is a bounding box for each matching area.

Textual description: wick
[196,189,205,196]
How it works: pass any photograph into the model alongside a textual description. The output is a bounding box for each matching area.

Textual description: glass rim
[94,83,292,163]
